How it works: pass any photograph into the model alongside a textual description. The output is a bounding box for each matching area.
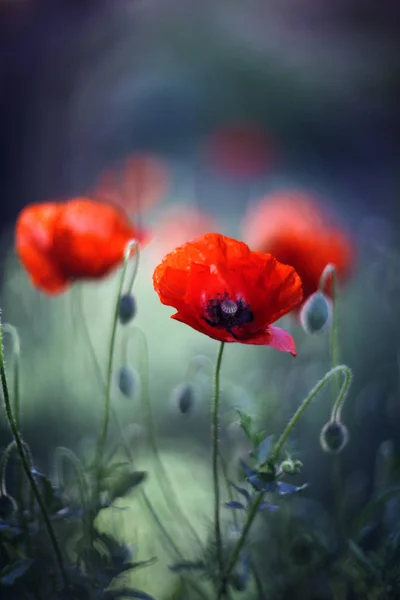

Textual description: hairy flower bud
[118,293,137,325]
[117,365,137,399]
[300,291,332,335]
[320,420,349,454]
[171,382,195,414]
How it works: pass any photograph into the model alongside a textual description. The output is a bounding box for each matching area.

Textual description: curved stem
[94,239,139,491]
[133,325,204,549]
[271,365,352,462]
[2,324,21,427]
[221,364,353,591]
[212,341,225,586]
[318,263,340,407]
[0,320,69,588]
[53,446,89,508]
[72,290,190,571]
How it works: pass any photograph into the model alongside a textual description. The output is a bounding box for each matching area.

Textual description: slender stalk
[318,263,340,398]
[220,364,353,594]
[71,290,192,569]
[271,365,352,462]
[134,325,204,549]
[3,324,21,427]
[94,239,138,492]
[212,341,225,589]
[319,264,343,523]
[0,440,16,495]
[0,319,69,588]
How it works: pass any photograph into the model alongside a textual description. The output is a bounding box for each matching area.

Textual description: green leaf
[0,558,33,585]
[104,471,147,504]
[235,410,254,442]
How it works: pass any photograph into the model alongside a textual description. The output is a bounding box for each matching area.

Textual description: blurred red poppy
[241,191,354,307]
[92,154,169,216]
[16,198,147,295]
[203,123,275,179]
[151,204,218,259]
[153,232,302,355]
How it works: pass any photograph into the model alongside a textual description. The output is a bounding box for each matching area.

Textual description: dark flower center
[203,292,254,337]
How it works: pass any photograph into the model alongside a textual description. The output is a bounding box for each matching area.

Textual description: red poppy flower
[153,232,303,355]
[241,191,354,307]
[16,198,147,295]
[203,123,276,179]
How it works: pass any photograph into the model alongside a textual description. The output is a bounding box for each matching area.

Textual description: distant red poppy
[203,123,275,179]
[92,154,169,216]
[151,204,218,260]
[16,198,147,295]
[241,191,354,307]
[153,232,302,355]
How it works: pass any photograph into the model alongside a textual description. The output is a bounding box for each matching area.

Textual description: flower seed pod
[320,420,349,454]
[300,291,332,335]
[280,458,303,476]
[118,294,136,325]
[117,366,137,399]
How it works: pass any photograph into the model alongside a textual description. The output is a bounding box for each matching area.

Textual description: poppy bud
[171,382,195,414]
[117,366,137,399]
[118,294,136,325]
[300,292,332,335]
[280,458,303,476]
[320,420,349,454]
[0,493,17,518]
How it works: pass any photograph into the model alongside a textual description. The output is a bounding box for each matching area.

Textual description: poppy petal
[52,198,145,280]
[15,203,69,294]
[241,192,354,307]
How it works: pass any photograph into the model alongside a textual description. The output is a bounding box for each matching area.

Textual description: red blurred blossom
[203,123,276,179]
[15,198,147,295]
[153,232,302,355]
[241,191,355,307]
[92,154,169,216]
[151,204,218,259]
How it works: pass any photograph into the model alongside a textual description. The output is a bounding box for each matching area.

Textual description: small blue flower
[225,481,279,512]
[240,459,308,495]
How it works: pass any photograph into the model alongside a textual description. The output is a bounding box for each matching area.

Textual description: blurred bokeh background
[0,1,400,598]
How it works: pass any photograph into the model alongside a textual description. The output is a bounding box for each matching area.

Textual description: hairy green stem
[212,342,225,588]
[271,365,352,462]
[0,440,16,495]
[94,239,139,493]
[222,364,353,591]
[0,319,69,588]
[133,325,204,548]
[318,263,340,405]
[319,263,343,523]
[72,290,193,572]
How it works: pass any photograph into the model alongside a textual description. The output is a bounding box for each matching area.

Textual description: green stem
[2,324,21,427]
[0,440,16,495]
[72,290,192,573]
[0,320,69,588]
[271,365,352,462]
[319,263,343,524]
[94,239,139,492]
[222,364,353,590]
[133,325,204,549]
[212,341,225,586]
[318,263,340,407]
